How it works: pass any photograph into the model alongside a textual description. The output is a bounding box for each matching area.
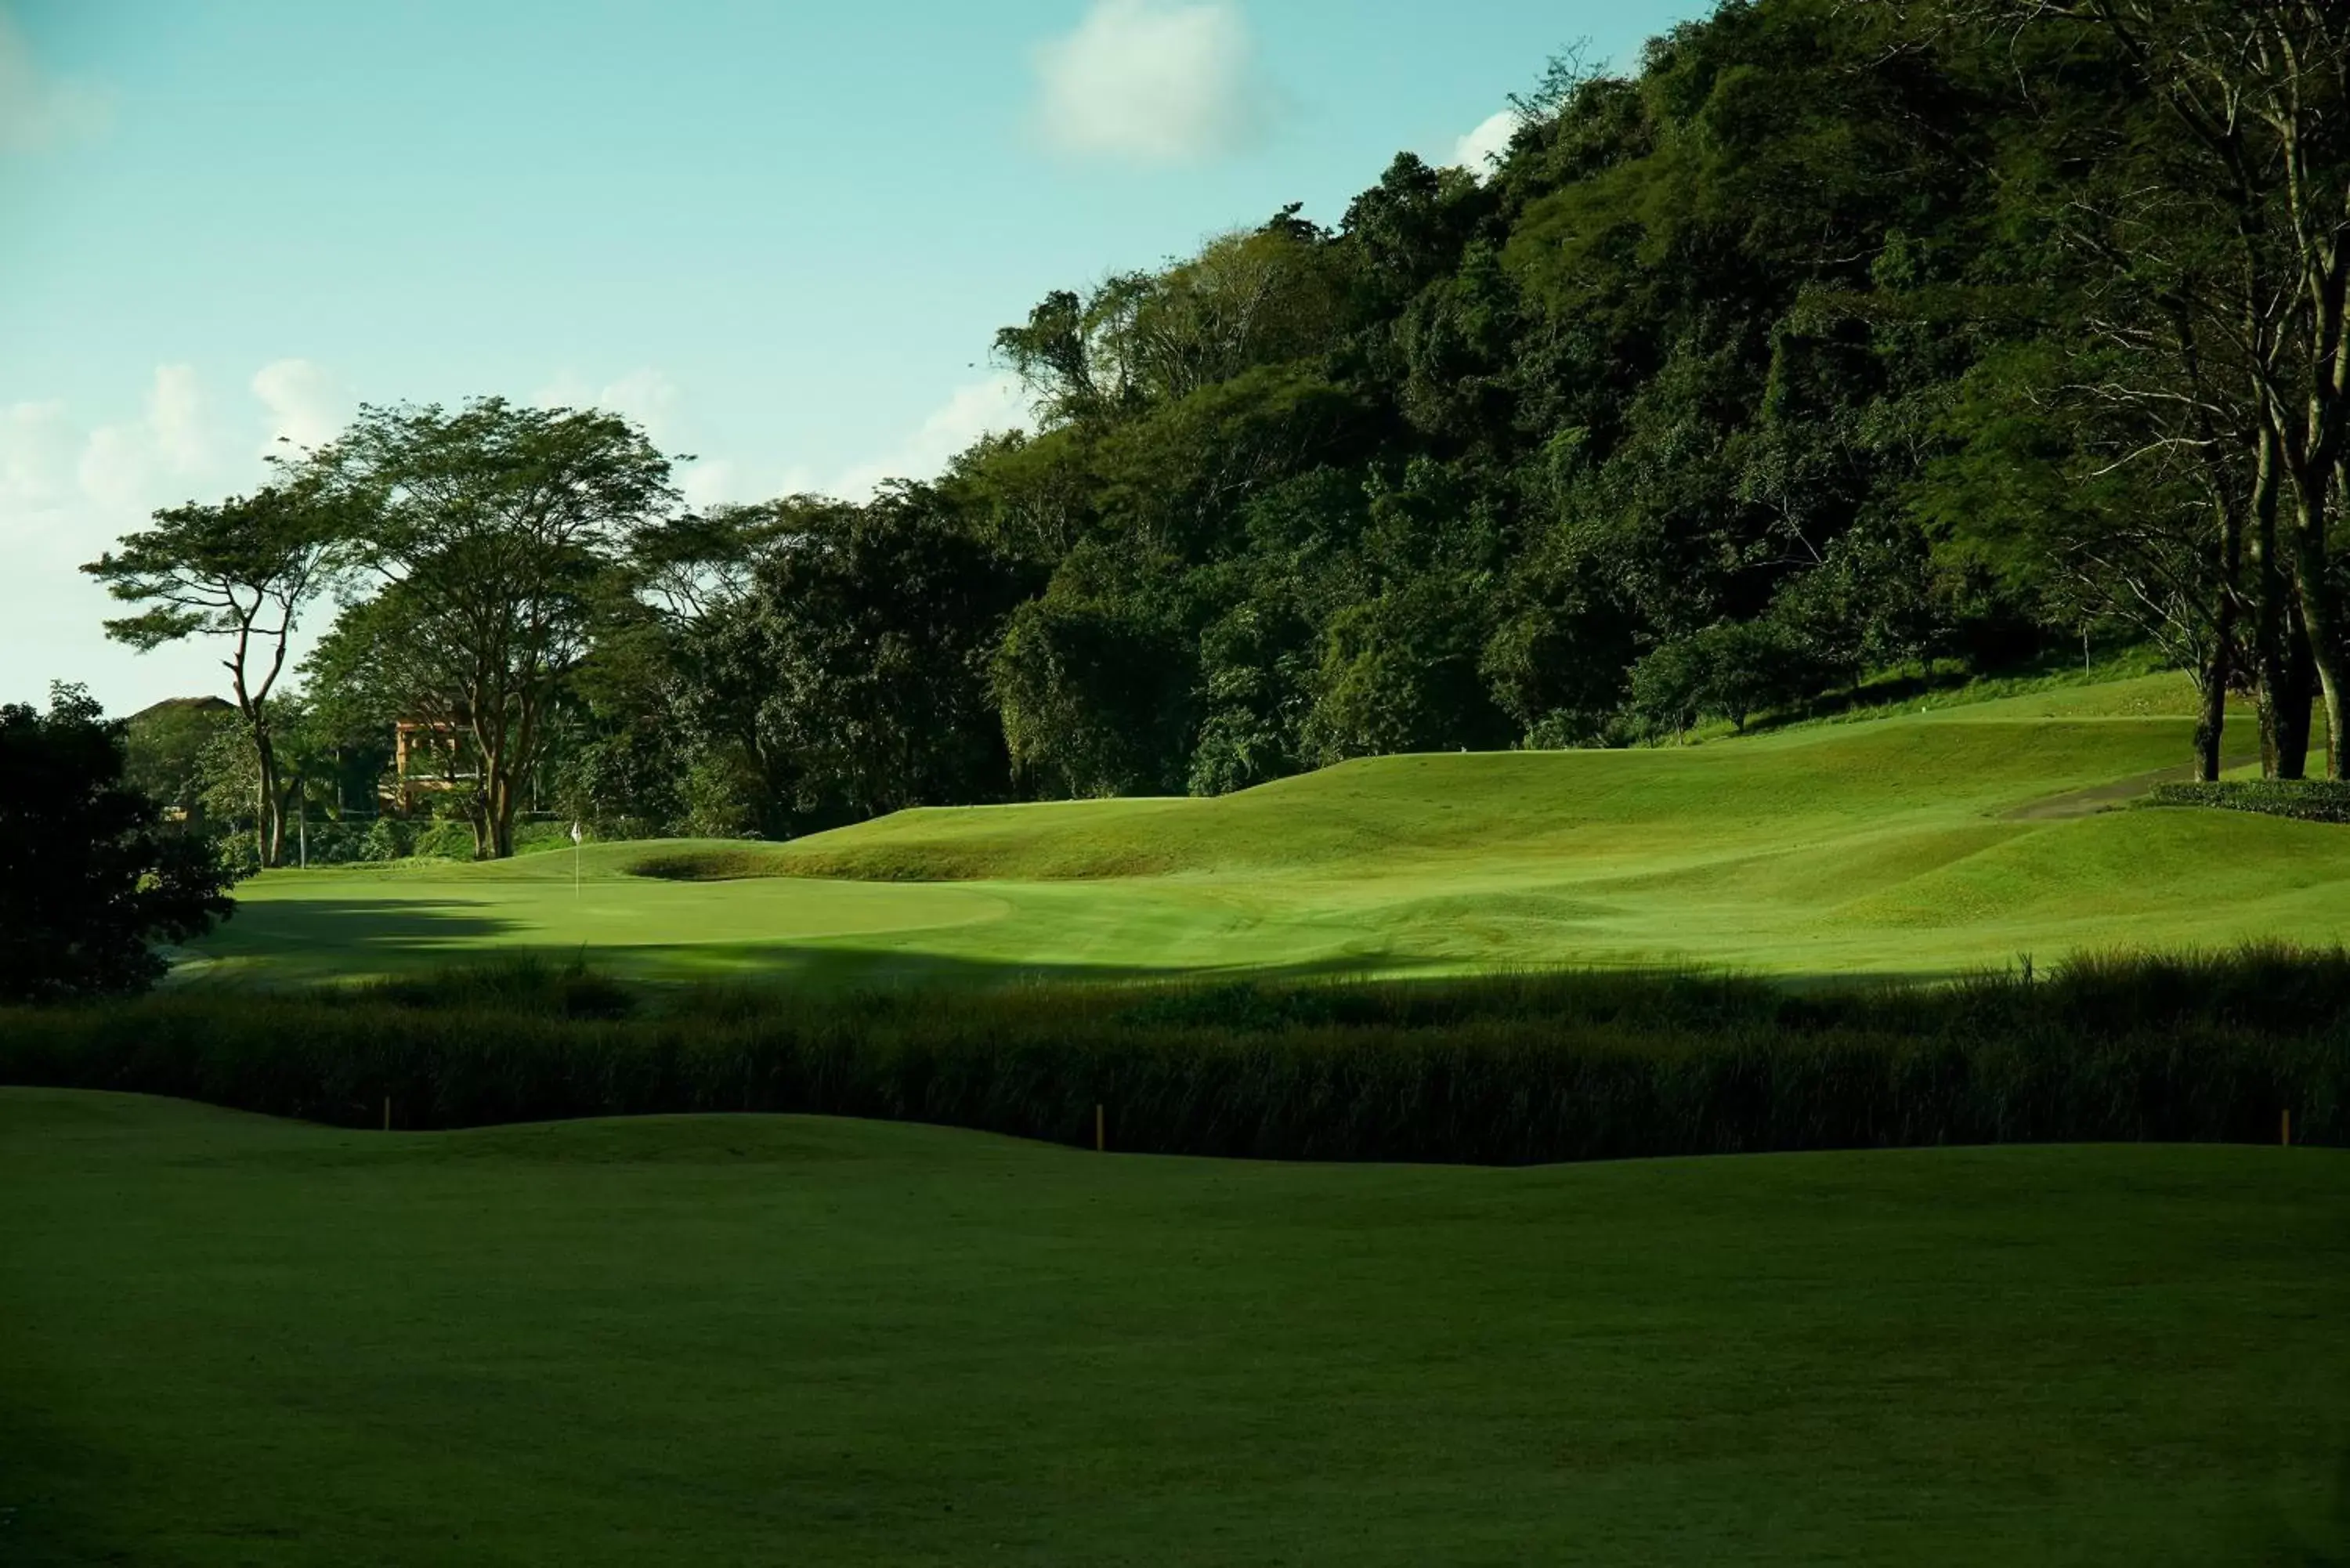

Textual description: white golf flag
[571,822,583,844]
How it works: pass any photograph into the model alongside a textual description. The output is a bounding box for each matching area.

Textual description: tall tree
[325,399,676,859]
[1957,0,2350,774]
[82,476,348,865]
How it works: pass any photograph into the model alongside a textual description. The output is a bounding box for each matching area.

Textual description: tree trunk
[254,726,285,868]
[2193,663,2228,782]
[2275,613,2316,780]
[490,772,516,859]
[468,703,504,861]
[2193,468,2247,784]
[2312,653,2347,782]
[2246,426,2290,777]
[2285,480,2348,778]
[2193,611,2232,785]
[475,739,517,862]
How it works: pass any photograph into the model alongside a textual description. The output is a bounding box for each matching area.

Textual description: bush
[0,686,239,1001]
[2144,780,2350,824]
[209,829,264,880]
[283,818,378,866]
[359,817,414,862]
[2,949,2341,1159]
[1519,710,1614,751]
[411,818,478,861]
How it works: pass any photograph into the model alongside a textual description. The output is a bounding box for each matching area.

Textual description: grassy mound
[182,674,2350,985]
[5,1088,2342,1566]
[764,710,2195,883]
[625,847,783,881]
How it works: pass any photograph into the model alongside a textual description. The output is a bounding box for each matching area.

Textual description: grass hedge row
[2145,779,2350,824]
[2,950,2343,1163]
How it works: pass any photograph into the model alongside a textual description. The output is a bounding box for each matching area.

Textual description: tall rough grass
[2,948,2341,1162]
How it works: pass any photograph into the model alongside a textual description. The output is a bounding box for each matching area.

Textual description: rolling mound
[685,710,2196,883]
[193,673,2350,983]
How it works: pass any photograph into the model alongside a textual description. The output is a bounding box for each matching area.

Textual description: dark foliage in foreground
[0,688,238,1003]
[2,949,2341,1162]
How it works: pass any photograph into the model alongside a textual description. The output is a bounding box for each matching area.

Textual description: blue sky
[0,0,1707,710]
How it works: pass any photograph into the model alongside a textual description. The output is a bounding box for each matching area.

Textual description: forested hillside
[673,1,2034,829]
[93,0,2350,854]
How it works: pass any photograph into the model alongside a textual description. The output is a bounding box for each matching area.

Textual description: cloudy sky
[1,0,1703,710]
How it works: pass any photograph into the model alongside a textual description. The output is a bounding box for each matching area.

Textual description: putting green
[186,674,2350,985]
[4,1089,2343,1566]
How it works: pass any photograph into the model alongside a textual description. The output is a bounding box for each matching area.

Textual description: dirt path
[2004,755,2258,821]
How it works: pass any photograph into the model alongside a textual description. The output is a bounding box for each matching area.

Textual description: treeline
[86,0,2350,859]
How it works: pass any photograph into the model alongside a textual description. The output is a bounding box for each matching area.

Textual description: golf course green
[4,1089,2344,1567]
[187,674,2350,987]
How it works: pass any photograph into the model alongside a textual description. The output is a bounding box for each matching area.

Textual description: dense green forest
[87,0,2350,858]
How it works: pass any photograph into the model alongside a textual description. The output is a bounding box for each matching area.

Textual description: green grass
[31,676,2340,1566]
[3,1090,2342,1567]
[184,674,2350,987]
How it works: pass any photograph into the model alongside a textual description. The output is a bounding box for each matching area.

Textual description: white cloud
[673,449,802,515]
[1448,110,1522,179]
[0,361,1046,709]
[537,367,748,506]
[0,399,74,518]
[1032,0,1273,166]
[149,363,208,470]
[0,365,242,709]
[251,358,349,453]
[593,368,685,444]
[536,367,690,444]
[0,5,111,154]
[76,364,211,511]
[0,362,362,710]
[830,374,1036,501]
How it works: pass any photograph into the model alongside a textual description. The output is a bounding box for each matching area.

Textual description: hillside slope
[195,674,2350,983]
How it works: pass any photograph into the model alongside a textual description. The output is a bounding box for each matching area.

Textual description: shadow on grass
[186,932,1393,992]
[183,910,1969,996]
[189,898,519,966]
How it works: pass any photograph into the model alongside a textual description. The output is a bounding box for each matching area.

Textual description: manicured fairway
[187,674,2350,985]
[2,1089,2343,1566]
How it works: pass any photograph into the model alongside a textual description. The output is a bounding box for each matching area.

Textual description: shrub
[284,818,379,866]
[209,829,264,880]
[359,817,414,862]
[411,818,478,861]
[2144,780,2350,825]
[0,686,239,1002]
[2,950,2341,1160]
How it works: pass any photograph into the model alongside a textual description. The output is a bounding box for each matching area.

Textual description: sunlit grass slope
[5,1089,2344,1567]
[191,673,2350,985]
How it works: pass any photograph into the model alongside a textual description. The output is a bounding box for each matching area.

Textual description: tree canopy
[81,474,349,865]
[317,398,678,859]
